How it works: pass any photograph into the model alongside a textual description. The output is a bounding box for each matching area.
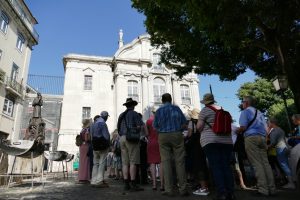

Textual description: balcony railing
[153,65,165,73]
[8,0,39,42]
[128,94,139,102]
[5,76,24,97]
[181,97,191,105]
[154,95,161,104]
[0,69,5,82]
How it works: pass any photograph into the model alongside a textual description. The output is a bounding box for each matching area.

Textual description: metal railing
[153,65,165,73]
[0,69,5,82]
[8,0,39,42]
[128,94,139,102]
[181,97,191,105]
[154,95,161,104]
[5,76,24,95]
[27,74,64,95]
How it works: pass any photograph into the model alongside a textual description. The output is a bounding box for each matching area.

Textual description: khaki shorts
[120,135,140,165]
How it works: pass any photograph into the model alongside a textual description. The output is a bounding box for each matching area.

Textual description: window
[0,12,9,34]
[128,80,139,101]
[152,53,164,73]
[16,32,25,51]
[11,63,19,82]
[153,78,165,103]
[82,107,91,120]
[3,97,14,116]
[84,75,92,90]
[180,85,191,105]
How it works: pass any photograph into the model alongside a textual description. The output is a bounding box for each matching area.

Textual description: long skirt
[78,143,90,181]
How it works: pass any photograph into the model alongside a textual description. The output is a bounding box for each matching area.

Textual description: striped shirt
[153,102,187,133]
[199,106,232,147]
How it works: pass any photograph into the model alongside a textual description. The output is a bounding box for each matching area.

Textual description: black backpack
[92,136,109,151]
[90,122,110,151]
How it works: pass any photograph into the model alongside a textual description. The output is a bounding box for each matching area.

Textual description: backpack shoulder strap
[206,105,217,112]
[246,109,257,130]
[117,110,130,131]
[204,105,218,128]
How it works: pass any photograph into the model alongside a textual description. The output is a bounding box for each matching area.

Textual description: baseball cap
[100,111,109,118]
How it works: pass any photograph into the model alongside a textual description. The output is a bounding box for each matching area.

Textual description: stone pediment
[114,34,156,61]
[82,67,95,73]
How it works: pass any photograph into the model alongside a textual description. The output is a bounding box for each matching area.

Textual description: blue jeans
[276,147,292,176]
[203,143,234,197]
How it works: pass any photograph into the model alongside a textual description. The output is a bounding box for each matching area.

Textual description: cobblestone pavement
[0,174,299,200]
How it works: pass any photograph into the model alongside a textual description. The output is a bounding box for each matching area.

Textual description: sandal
[160,187,165,191]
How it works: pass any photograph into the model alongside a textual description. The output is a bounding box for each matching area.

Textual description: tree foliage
[132,0,300,111]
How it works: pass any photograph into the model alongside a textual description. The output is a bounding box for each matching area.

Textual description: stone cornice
[63,54,113,70]
[113,57,151,65]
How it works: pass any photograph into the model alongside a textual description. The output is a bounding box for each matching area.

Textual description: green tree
[237,78,296,132]
[268,99,296,133]
[237,78,281,112]
[132,0,300,111]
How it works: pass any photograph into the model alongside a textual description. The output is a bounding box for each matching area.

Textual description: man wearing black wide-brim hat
[117,97,145,192]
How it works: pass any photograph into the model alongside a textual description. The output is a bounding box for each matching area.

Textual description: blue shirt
[153,102,187,133]
[239,106,267,137]
[90,117,110,140]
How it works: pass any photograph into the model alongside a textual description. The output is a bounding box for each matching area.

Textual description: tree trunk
[285,63,300,113]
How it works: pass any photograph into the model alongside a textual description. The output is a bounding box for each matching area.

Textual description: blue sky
[25,0,256,122]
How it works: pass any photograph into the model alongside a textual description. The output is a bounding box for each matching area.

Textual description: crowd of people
[75,93,299,199]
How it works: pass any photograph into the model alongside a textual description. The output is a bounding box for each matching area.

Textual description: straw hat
[82,118,92,128]
[151,106,158,113]
[188,108,200,120]
[200,93,216,105]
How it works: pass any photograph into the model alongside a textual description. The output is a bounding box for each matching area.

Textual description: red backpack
[205,105,232,135]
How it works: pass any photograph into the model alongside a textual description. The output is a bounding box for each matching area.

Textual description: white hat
[188,108,200,120]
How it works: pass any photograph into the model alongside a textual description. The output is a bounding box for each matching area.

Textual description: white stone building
[0,0,39,141]
[58,32,200,155]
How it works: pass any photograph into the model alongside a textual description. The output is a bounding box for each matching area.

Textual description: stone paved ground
[0,173,299,200]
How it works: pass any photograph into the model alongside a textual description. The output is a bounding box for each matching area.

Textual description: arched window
[180,84,191,105]
[153,78,165,103]
[128,80,139,101]
[0,12,9,34]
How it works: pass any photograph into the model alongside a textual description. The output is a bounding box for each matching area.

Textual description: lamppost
[272,75,292,132]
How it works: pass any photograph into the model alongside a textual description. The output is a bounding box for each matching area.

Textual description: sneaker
[193,188,210,196]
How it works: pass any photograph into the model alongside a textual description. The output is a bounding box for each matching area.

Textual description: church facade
[57,33,201,155]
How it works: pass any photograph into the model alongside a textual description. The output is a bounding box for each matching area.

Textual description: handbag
[234,109,257,158]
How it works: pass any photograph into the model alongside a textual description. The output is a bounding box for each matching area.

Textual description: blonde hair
[82,118,92,128]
